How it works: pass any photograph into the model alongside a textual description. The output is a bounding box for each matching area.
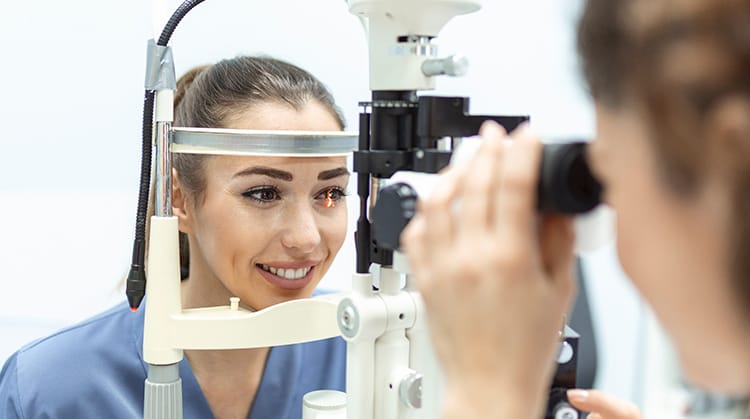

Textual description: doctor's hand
[402,121,577,419]
[567,389,642,419]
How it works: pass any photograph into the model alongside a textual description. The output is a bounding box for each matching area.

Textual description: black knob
[371,183,418,251]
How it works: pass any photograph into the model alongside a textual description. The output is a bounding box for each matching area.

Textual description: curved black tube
[127,0,207,310]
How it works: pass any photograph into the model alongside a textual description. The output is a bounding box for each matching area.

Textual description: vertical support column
[405,282,443,419]
[373,268,409,419]
[144,364,183,419]
[144,88,183,419]
[339,273,387,419]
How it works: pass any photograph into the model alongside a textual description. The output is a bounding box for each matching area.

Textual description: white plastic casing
[142,216,343,363]
[347,0,481,90]
[155,89,174,122]
[144,216,184,365]
[170,296,341,350]
[303,390,347,419]
[343,273,387,419]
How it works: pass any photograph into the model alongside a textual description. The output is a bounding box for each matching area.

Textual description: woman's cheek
[334,209,349,244]
[324,206,348,251]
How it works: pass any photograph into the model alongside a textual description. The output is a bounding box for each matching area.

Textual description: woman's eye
[316,187,347,207]
[242,187,281,203]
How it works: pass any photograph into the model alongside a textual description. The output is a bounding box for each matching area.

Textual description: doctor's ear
[171,168,194,235]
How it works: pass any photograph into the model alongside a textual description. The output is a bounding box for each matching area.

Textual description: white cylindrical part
[144,216,184,365]
[393,251,412,277]
[346,341,376,419]
[155,89,174,122]
[342,276,389,419]
[406,292,443,419]
[379,267,401,296]
[421,55,469,77]
[303,390,347,419]
[374,328,410,419]
[352,273,373,295]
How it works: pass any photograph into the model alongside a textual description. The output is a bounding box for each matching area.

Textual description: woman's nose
[280,204,322,254]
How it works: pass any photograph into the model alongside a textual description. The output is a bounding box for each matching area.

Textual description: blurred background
[1,0,730,417]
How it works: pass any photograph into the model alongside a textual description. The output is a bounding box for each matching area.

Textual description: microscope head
[346,0,481,91]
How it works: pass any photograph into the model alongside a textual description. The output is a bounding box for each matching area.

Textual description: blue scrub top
[0,296,347,419]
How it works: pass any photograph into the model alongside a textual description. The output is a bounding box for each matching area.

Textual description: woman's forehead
[206,155,349,175]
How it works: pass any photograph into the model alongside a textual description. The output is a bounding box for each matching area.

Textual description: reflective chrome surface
[171,128,358,157]
[155,121,172,217]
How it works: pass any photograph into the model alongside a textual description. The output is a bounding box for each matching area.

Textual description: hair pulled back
[171,56,345,278]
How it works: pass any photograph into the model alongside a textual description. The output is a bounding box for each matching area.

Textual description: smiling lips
[258,263,311,280]
[256,262,317,290]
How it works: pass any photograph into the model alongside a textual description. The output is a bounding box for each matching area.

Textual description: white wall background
[0,0,657,413]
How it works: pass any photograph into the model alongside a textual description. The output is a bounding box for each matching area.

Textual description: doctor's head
[579,0,750,393]
[169,56,348,311]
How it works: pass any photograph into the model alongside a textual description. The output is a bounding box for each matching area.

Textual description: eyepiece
[537,142,602,214]
[372,142,603,251]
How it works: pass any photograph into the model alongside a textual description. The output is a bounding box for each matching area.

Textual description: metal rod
[155,121,172,217]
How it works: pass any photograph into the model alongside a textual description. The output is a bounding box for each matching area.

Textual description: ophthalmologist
[403,0,750,418]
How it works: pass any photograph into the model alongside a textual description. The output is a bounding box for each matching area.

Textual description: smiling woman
[177,154,350,309]
[0,56,351,419]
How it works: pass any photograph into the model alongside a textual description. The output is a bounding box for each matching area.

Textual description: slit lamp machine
[125,1,602,418]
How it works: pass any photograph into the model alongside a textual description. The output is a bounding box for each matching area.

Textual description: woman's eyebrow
[318,167,350,180]
[233,166,293,181]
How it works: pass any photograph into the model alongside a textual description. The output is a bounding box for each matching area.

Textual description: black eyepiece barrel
[371,142,603,250]
[537,142,602,214]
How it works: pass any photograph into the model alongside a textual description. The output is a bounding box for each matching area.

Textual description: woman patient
[0,56,350,419]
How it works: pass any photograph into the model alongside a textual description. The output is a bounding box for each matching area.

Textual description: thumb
[567,389,641,419]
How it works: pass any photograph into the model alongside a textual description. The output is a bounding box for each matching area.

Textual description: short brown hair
[578,0,750,314]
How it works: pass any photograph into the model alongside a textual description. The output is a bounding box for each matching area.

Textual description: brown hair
[171,56,345,278]
[578,0,750,312]
[577,0,634,108]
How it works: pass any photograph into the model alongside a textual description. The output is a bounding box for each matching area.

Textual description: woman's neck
[180,266,271,419]
[186,347,270,419]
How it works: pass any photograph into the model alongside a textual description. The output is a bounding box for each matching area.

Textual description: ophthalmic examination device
[124,1,602,418]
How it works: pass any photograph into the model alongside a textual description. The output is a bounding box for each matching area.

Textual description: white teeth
[259,264,311,280]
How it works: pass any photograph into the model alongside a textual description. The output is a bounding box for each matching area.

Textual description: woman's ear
[172,168,194,234]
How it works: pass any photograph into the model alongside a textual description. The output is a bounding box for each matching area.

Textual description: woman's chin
[246,282,319,310]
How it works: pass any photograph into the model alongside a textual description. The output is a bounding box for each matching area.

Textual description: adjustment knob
[372,183,418,251]
[421,55,469,77]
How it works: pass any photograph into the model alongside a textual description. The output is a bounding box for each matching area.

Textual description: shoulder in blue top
[0,293,346,419]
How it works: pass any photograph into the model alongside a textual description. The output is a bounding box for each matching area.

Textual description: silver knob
[557,341,574,364]
[399,371,423,409]
[554,403,579,419]
[337,299,359,338]
[421,55,469,77]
